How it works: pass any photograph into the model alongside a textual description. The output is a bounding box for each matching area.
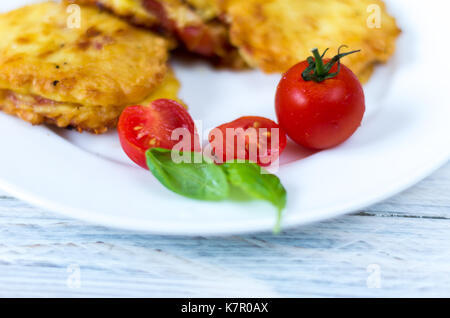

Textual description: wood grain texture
[0,162,448,298]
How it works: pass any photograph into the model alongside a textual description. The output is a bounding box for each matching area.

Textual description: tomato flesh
[118,99,199,169]
[275,59,365,149]
[209,116,287,167]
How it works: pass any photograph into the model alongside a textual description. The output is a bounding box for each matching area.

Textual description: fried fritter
[0,2,172,133]
[73,0,243,66]
[79,0,399,80]
[0,68,182,134]
[222,0,401,81]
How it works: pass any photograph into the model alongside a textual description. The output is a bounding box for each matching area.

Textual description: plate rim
[0,148,448,236]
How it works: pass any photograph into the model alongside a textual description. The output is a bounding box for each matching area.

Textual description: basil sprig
[146,148,287,232]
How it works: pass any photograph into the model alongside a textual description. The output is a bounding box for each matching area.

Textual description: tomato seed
[149,138,158,146]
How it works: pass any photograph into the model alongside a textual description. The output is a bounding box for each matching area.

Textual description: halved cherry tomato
[275,48,365,149]
[118,99,199,169]
[209,116,287,167]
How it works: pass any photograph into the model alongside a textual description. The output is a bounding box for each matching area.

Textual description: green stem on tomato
[312,48,326,77]
[302,46,361,83]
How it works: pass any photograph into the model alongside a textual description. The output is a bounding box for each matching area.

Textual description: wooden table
[0,161,448,297]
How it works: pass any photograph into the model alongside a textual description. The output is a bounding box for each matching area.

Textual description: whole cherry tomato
[118,99,199,169]
[209,116,287,167]
[275,48,365,149]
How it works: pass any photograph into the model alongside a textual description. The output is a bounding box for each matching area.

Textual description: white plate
[0,0,449,235]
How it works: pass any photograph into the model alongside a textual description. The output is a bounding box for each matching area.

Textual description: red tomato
[275,49,365,149]
[209,116,287,167]
[118,99,199,169]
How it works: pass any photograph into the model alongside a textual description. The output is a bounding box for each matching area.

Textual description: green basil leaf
[146,148,229,201]
[222,161,287,233]
[146,149,287,233]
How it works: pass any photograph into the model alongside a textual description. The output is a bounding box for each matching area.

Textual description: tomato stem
[312,48,326,76]
[302,46,361,83]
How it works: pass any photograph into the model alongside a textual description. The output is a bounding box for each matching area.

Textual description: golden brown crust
[221,0,401,81]
[0,2,169,107]
[73,0,162,28]
[0,69,183,134]
[0,90,122,134]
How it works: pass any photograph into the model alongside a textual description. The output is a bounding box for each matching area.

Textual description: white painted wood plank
[0,162,448,297]
[0,212,449,297]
